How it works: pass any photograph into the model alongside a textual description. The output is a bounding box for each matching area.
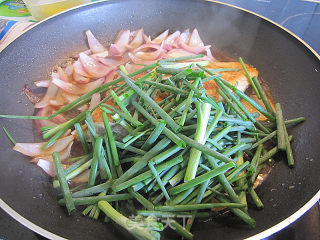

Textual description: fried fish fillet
[203,61,258,100]
[91,61,259,123]
[204,61,274,120]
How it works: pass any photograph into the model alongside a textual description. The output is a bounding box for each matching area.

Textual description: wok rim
[1,191,320,240]
[0,0,319,239]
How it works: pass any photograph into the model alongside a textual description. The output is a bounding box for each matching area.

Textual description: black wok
[0,0,319,239]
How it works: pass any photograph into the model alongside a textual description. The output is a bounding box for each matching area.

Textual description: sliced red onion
[96,57,120,67]
[73,71,90,84]
[128,52,157,65]
[52,78,76,94]
[61,92,88,112]
[37,159,68,177]
[151,29,169,44]
[13,135,74,157]
[49,99,64,106]
[104,70,118,83]
[77,104,89,112]
[179,44,206,54]
[97,54,130,67]
[178,29,206,54]
[34,80,49,88]
[34,79,58,109]
[35,107,46,117]
[159,51,170,59]
[34,106,66,132]
[62,92,79,103]
[143,34,152,43]
[53,77,105,95]
[133,42,164,60]
[166,48,195,58]
[37,159,56,177]
[49,89,65,106]
[35,107,46,118]
[188,28,204,47]
[178,29,190,44]
[35,119,57,130]
[77,77,105,94]
[89,93,101,110]
[85,30,107,54]
[133,43,161,53]
[57,67,70,82]
[163,30,181,50]
[31,142,73,163]
[72,49,91,59]
[173,37,180,49]
[62,129,72,138]
[124,63,144,74]
[205,46,215,61]
[79,53,112,78]
[115,29,131,46]
[64,64,74,77]
[90,50,109,59]
[34,107,57,130]
[109,29,130,56]
[55,141,74,161]
[109,44,123,56]
[52,72,60,79]
[61,141,73,159]
[73,60,91,78]
[167,47,212,61]
[51,112,67,124]
[128,28,144,49]
[71,169,90,183]
[119,53,131,65]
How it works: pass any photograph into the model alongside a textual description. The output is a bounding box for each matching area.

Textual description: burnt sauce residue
[253,159,275,189]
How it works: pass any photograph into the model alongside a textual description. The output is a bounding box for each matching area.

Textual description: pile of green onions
[1,54,305,240]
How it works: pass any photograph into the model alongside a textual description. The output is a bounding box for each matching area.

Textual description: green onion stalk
[98,201,163,240]
[184,102,211,181]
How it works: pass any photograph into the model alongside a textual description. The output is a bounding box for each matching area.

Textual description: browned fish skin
[91,62,259,123]
[204,62,258,100]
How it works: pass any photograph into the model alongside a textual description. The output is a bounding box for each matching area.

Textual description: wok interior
[0,0,319,239]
